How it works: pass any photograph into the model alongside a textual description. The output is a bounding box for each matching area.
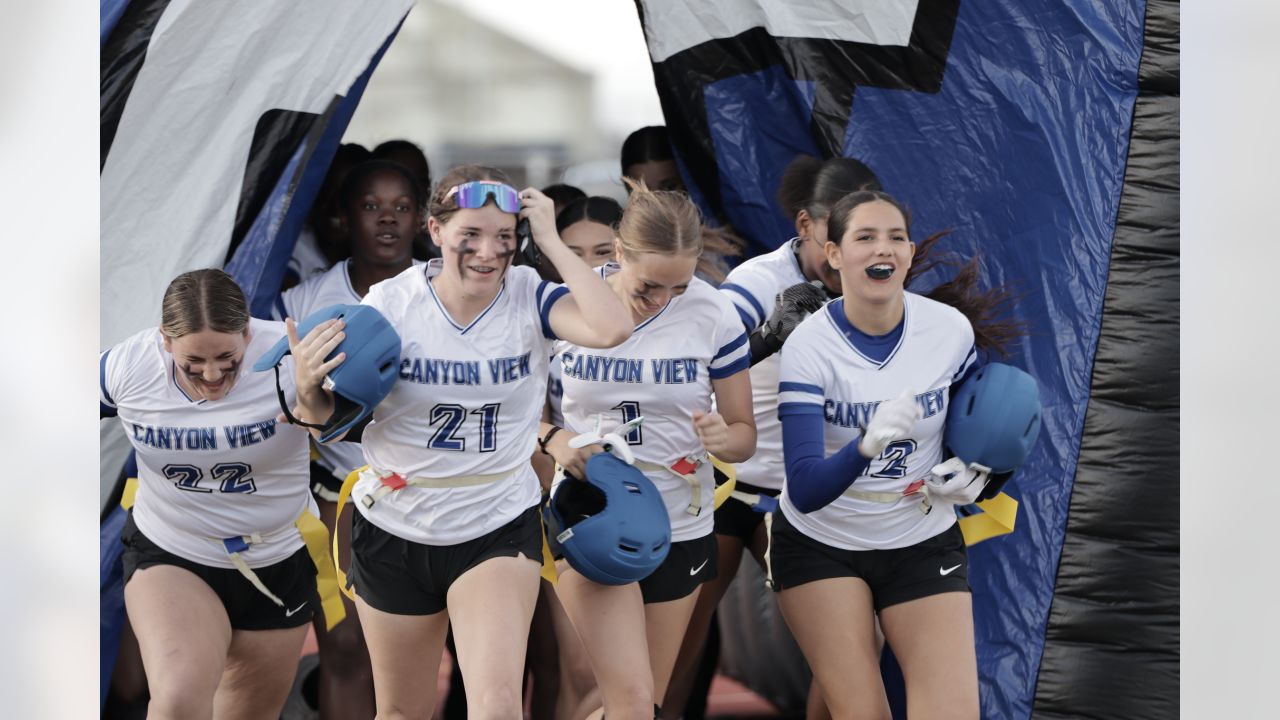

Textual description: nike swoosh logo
[284,602,308,617]
[689,559,709,576]
[939,564,962,576]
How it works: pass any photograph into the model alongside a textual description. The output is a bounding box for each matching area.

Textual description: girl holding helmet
[100,269,334,719]
[773,190,1025,719]
[538,181,756,720]
[285,164,632,720]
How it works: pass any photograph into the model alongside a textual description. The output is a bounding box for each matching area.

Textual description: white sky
[438,0,665,139]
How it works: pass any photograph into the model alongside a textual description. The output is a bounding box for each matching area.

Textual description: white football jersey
[719,240,808,490]
[100,319,315,567]
[354,261,566,544]
[274,259,421,480]
[555,265,750,542]
[777,293,977,550]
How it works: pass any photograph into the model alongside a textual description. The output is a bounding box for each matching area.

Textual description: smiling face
[614,245,699,321]
[428,204,517,295]
[345,169,419,271]
[163,328,252,401]
[825,199,914,309]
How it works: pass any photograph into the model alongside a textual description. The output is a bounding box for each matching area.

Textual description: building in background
[344,0,629,200]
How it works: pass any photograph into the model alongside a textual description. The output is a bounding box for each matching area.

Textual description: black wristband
[538,426,562,455]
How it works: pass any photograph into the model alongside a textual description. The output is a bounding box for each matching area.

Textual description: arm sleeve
[781,412,870,513]
[777,327,869,512]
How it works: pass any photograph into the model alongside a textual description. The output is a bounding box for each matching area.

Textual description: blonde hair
[617,178,740,282]
[428,164,512,226]
[160,269,250,339]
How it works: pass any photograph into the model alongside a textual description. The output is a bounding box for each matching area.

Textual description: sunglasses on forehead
[445,181,521,213]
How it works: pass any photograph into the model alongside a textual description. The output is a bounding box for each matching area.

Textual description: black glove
[749,281,828,365]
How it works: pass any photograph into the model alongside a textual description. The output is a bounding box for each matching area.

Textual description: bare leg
[125,565,231,720]
[555,562,654,720]
[447,555,542,720]
[777,578,890,720]
[212,624,309,720]
[355,596,449,720]
[878,592,978,720]
[660,534,744,719]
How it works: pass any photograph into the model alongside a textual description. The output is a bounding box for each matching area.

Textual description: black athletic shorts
[767,511,969,611]
[713,480,780,541]
[639,533,718,604]
[349,504,544,615]
[121,513,317,630]
[310,460,344,503]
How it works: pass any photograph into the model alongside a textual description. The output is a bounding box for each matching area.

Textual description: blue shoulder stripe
[779,381,823,395]
[708,354,749,379]
[713,332,748,361]
[100,350,116,407]
[720,283,765,327]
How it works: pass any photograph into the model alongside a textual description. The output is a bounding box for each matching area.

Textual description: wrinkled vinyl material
[637,2,1170,718]
[1033,3,1179,719]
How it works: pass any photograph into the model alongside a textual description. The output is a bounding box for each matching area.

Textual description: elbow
[603,321,633,347]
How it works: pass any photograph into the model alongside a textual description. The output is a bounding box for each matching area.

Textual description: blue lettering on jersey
[651,358,699,384]
[488,353,532,384]
[399,358,483,385]
[561,352,644,383]
[223,420,278,448]
[131,423,218,450]
[918,388,946,418]
[823,388,947,428]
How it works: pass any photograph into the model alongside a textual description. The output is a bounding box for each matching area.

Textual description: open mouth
[865,263,895,280]
[467,264,498,276]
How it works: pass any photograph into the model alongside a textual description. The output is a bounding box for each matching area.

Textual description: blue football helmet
[253,304,400,443]
[945,362,1042,474]
[544,453,671,585]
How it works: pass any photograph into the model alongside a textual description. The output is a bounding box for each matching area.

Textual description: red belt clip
[379,473,408,491]
[902,479,926,496]
[670,456,700,476]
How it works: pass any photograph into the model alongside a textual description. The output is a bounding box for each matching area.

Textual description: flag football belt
[215,510,347,630]
[632,454,742,516]
[841,479,1019,546]
[332,465,516,600]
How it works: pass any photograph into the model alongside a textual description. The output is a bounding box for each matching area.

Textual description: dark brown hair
[160,269,250,339]
[777,154,882,222]
[827,191,1022,356]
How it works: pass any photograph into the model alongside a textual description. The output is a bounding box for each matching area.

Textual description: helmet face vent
[543,454,672,585]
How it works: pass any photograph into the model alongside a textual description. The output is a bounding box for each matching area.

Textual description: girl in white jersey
[665,154,880,720]
[773,190,1019,719]
[100,269,322,719]
[273,159,423,719]
[538,182,756,720]
[286,164,632,720]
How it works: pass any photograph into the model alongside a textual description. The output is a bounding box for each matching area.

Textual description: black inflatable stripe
[1031,2,1179,718]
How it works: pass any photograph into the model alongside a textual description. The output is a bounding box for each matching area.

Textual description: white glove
[858,390,922,457]
[568,415,643,465]
[922,457,991,507]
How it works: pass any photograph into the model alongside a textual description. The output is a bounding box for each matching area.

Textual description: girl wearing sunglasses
[284,164,632,720]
